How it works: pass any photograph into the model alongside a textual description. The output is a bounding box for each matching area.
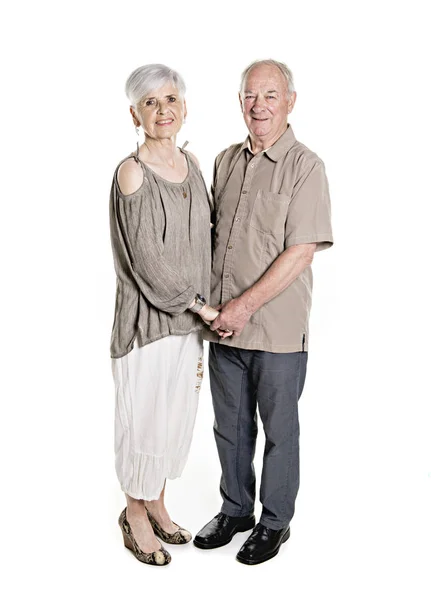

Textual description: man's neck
[249,124,289,155]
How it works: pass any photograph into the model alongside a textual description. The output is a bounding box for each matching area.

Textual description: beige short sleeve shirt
[202,125,333,353]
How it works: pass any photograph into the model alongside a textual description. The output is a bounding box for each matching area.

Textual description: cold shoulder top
[109,148,212,358]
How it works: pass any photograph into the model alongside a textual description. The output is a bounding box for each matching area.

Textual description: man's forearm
[241,243,317,314]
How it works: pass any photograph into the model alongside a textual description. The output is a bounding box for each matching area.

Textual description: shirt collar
[241,124,297,162]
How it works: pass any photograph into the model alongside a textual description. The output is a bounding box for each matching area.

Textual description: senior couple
[109,59,333,566]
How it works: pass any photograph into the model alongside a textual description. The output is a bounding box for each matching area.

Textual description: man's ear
[183,98,188,121]
[238,92,244,112]
[287,92,297,114]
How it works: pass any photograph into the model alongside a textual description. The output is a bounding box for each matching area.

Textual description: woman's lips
[156,119,174,126]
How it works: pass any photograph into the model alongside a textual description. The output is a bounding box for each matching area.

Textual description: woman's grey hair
[240,59,295,96]
[125,63,186,107]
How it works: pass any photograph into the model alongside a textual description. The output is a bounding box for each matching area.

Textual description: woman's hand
[198,304,219,323]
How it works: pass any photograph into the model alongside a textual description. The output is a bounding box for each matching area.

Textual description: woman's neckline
[137,147,190,186]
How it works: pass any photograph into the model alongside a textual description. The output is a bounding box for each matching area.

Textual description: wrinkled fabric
[109,150,211,358]
[112,332,203,500]
[203,126,333,353]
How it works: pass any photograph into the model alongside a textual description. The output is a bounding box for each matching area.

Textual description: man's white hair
[240,59,295,96]
[125,63,186,107]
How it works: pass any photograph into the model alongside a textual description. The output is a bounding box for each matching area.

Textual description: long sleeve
[116,188,195,315]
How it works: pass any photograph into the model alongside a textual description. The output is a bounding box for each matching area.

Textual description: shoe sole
[122,532,171,566]
[236,528,291,565]
[193,521,256,550]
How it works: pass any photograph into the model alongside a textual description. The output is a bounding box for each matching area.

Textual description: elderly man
[193,59,333,565]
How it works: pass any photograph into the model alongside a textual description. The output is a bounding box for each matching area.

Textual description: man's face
[239,65,296,143]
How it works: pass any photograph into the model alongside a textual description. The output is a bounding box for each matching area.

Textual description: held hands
[198,304,233,338]
[210,297,253,338]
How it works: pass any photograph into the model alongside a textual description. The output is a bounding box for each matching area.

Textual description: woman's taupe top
[109,149,211,358]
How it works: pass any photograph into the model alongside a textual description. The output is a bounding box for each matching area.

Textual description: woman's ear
[130,106,141,127]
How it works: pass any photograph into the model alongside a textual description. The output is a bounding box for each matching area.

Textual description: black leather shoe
[193,513,255,550]
[236,523,290,565]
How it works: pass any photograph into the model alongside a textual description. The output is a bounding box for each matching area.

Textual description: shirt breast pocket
[249,190,291,235]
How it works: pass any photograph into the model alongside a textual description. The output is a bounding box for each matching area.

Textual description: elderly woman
[109,64,223,566]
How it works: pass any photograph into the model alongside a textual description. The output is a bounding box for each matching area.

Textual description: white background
[1,0,430,598]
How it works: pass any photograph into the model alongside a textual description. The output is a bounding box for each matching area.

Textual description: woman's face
[133,83,186,140]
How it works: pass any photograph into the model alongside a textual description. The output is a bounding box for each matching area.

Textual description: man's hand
[210,297,253,337]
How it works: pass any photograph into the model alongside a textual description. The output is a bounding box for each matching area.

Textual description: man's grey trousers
[209,343,308,530]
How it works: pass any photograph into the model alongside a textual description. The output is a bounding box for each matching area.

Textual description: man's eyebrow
[243,89,279,94]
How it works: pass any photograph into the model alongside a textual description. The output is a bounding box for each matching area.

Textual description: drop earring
[135,125,140,156]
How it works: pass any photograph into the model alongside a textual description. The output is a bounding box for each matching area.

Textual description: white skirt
[111,332,203,500]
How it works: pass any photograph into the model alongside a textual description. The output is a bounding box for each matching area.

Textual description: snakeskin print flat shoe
[118,508,171,566]
[146,509,192,544]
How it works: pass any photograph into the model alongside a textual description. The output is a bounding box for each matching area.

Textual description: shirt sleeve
[284,159,334,251]
[117,189,196,315]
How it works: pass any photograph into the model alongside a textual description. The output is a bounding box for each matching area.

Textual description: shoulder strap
[133,143,146,172]
[179,142,200,173]
[113,149,146,196]
[114,147,146,175]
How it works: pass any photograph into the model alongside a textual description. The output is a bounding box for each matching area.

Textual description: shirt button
[235,217,240,222]
[228,245,233,249]
[250,164,255,168]
[241,190,247,194]
[224,274,230,278]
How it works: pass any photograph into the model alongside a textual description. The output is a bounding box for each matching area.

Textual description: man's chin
[251,127,270,137]
[247,118,270,134]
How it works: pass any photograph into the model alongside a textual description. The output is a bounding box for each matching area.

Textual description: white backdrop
[1,1,430,598]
